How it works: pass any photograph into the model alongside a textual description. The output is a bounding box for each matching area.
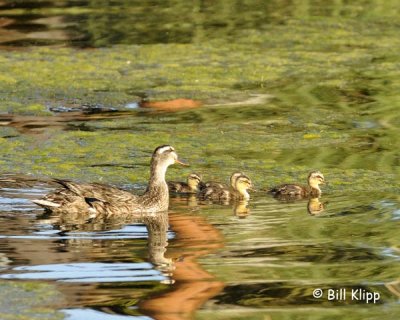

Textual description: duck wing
[54,180,137,201]
[33,180,139,214]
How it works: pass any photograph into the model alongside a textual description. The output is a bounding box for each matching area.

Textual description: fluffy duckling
[200,171,244,191]
[32,145,186,216]
[200,172,253,201]
[167,173,203,194]
[269,170,325,199]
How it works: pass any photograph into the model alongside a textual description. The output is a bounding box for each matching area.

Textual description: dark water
[1,0,398,47]
[2,0,284,47]
[1,1,400,320]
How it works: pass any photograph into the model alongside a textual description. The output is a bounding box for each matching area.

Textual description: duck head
[150,145,188,182]
[152,145,187,167]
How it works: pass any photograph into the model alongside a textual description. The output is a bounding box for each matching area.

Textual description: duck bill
[175,159,189,166]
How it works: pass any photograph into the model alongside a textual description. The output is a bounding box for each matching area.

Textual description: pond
[1,1,400,319]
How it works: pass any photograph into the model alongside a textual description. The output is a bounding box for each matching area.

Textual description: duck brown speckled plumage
[32,145,186,217]
[199,172,253,201]
[167,173,203,194]
[269,170,325,199]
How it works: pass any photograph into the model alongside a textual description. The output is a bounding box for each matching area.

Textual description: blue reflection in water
[63,308,152,320]
[0,262,167,283]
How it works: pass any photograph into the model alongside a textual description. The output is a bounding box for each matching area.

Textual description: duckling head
[234,175,253,200]
[308,171,325,192]
[187,173,202,190]
[230,171,245,189]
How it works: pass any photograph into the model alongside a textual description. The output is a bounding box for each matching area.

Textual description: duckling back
[199,185,231,201]
[269,184,307,197]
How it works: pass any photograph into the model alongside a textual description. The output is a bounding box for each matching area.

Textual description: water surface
[1,1,400,320]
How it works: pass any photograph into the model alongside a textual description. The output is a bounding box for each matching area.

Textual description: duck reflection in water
[38,209,174,275]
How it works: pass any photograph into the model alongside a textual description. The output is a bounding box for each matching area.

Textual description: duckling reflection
[233,200,251,218]
[307,197,326,215]
[168,189,201,211]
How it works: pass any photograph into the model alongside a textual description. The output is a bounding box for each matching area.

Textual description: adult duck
[32,145,186,217]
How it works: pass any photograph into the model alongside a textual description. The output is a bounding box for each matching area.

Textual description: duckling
[269,171,325,199]
[32,145,187,217]
[200,171,244,191]
[167,173,203,194]
[200,172,253,201]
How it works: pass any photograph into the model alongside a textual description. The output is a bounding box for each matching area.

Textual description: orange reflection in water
[140,212,225,320]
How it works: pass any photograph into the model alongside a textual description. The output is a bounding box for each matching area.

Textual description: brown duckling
[167,173,203,194]
[269,170,325,199]
[200,172,253,201]
[200,171,244,191]
[32,145,187,217]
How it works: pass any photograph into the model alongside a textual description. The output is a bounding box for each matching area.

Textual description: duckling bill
[32,145,186,216]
